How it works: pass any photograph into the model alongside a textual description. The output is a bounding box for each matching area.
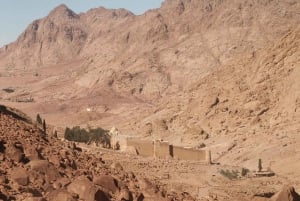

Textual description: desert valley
[0,0,300,200]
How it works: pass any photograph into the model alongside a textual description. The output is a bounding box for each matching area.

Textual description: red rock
[52,177,71,189]
[0,175,7,184]
[24,146,41,161]
[110,162,123,171]
[95,189,110,201]
[6,144,24,162]
[93,175,119,193]
[11,167,29,186]
[273,185,300,201]
[67,176,96,201]
[118,188,133,201]
[27,160,49,170]
[27,160,60,182]
[47,189,75,201]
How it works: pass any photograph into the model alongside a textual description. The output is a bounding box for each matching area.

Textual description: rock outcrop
[272,186,300,201]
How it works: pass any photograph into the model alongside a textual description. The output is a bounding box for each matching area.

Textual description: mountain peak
[51,4,70,12]
[48,4,78,18]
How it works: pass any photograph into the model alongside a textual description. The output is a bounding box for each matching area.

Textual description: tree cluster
[64,126,110,146]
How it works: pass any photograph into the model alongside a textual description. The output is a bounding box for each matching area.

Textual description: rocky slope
[0,104,196,201]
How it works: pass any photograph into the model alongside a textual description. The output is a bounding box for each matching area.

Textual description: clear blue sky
[0,0,164,47]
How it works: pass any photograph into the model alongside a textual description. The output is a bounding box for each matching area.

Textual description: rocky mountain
[0,0,299,179]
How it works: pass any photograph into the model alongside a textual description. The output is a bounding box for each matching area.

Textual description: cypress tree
[258,158,262,172]
[42,119,46,134]
[36,114,42,125]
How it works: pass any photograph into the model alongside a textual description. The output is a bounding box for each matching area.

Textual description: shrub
[2,88,14,93]
[220,169,239,180]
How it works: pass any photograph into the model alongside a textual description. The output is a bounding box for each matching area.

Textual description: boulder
[0,175,7,184]
[27,160,49,170]
[138,178,157,191]
[93,175,119,193]
[110,162,123,171]
[11,167,29,186]
[117,188,133,201]
[67,176,96,201]
[24,146,42,161]
[272,185,300,201]
[138,178,161,199]
[27,160,60,183]
[52,177,71,189]
[95,189,110,201]
[6,144,24,162]
[47,189,76,201]
[0,191,8,201]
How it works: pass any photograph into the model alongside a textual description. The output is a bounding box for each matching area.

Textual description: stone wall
[126,138,154,157]
[172,146,208,162]
[153,141,170,159]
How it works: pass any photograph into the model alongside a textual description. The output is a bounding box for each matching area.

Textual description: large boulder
[67,176,96,201]
[272,185,300,201]
[93,175,119,193]
[95,190,110,201]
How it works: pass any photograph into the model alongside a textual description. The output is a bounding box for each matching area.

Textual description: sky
[0,0,164,47]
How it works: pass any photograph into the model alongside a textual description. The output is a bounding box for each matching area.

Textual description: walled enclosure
[111,134,211,163]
